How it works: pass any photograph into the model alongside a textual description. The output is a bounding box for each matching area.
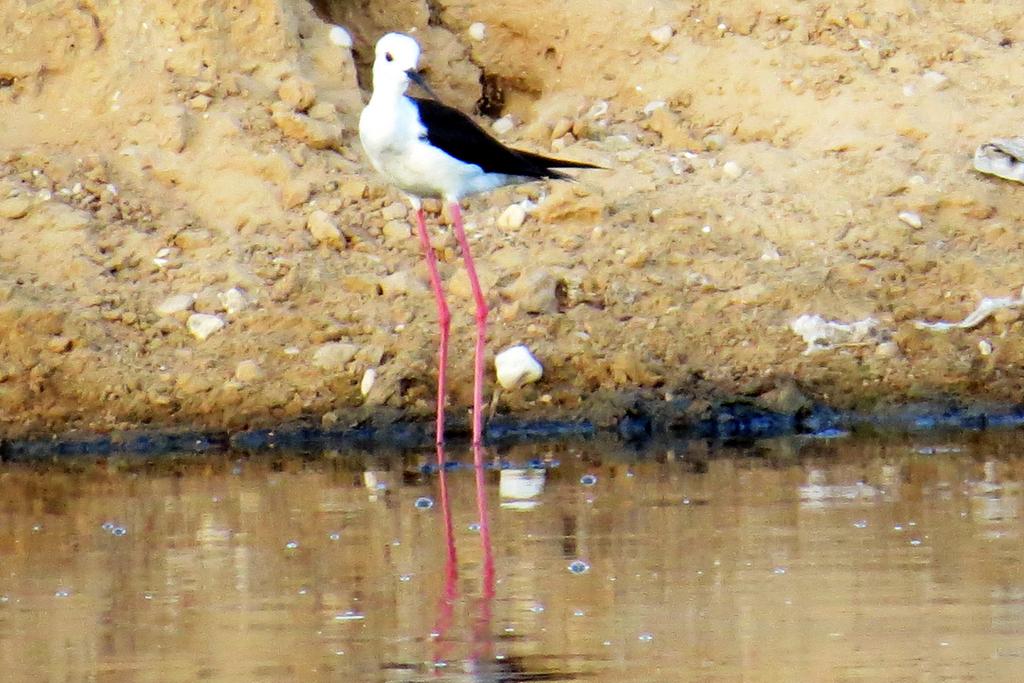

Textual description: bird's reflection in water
[430,442,502,679]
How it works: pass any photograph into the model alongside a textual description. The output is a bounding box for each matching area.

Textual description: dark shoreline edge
[3,399,1023,462]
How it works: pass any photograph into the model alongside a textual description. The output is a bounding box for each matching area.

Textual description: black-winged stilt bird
[359,32,598,449]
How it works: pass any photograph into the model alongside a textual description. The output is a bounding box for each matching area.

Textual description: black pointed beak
[406,69,440,100]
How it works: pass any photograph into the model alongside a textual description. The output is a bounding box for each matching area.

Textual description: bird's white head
[371,32,422,96]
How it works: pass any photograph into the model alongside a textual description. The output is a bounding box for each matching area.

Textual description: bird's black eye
[385,52,394,62]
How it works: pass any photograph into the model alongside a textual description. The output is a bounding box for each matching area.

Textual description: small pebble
[0,196,32,219]
[551,117,573,140]
[492,115,515,135]
[898,210,923,229]
[154,293,194,316]
[186,313,225,340]
[703,133,726,151]
[307,210,344,246]
[580,473,598,486]
[278,77,316,111]
[875,341,900,358]
[313,342,358,370]
[922,70,949,90]
[468,22,486,41]
[235,359,262,382]
[497,204,526,229]
[494,345,543,389]
[218,287,249,315]
[721,160,743,179]
[643,100,666,116]
[382,219,412,244]
[978,340,993,356]
[360,368,377,397]
[329,25,353,49]
[649,25,674,46]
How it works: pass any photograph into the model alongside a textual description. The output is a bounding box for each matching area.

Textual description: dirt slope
[1,0,1023,437]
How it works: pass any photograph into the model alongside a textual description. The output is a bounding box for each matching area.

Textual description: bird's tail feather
[514,149,605,176]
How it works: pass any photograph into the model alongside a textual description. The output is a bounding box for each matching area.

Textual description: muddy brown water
[2,433,1023,682]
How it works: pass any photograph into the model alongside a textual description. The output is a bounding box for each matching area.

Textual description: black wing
[412,97,600,179]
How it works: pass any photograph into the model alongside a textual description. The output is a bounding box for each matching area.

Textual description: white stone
[218,287,249,315]
[187,313,225,340]
[649,25,675,45]
[898,210,923,229]
[329,25,352,49]
[360,368,377,397]
[313,342,358,370]
[155,293,194,317]
[922,70,949,90]
[722,160,743,179]
[491,115,515,135]
[468,22,486,41]
[497,204,526,229]
[495,344,543,389]
[978,339,993,356]
[643,100,666,116]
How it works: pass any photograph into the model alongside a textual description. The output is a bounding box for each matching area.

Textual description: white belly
[359,97,514,200]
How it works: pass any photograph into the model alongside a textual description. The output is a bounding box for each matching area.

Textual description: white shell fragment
[914,289,1024,331]
[218,287,249,315]
[360,368,377,397]
[495,344,543,389]
[497,204,526,229]
[974,137,1024,183]
[897,210,923,229]
[790,314,881,354]
[187,313,225,340]
[328,25,353,49]
[649,25,674,46]
[468,22,486,42]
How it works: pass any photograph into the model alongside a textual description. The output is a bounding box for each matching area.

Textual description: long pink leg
[448,202,488,447]
[414,207,450,448]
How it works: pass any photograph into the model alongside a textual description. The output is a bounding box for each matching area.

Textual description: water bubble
[329,532,341,541]
[638,633,654,642]
[101,522,114,531]
[112,526,127,536]
[399,574,413,582]
[853,520,868,529]
[285,541,299,550]
[910,539,922,546]
[580,474,598,486]
[468,522,481,532]
[568,560,591,574]
[414,497,434,510]
[529,603,545,613]
[32,524,42,532]
[682,497,691,505]
[54,589,70,598]
[773,567,787,575]
[143,593,154,600]
[573,609,585,617]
